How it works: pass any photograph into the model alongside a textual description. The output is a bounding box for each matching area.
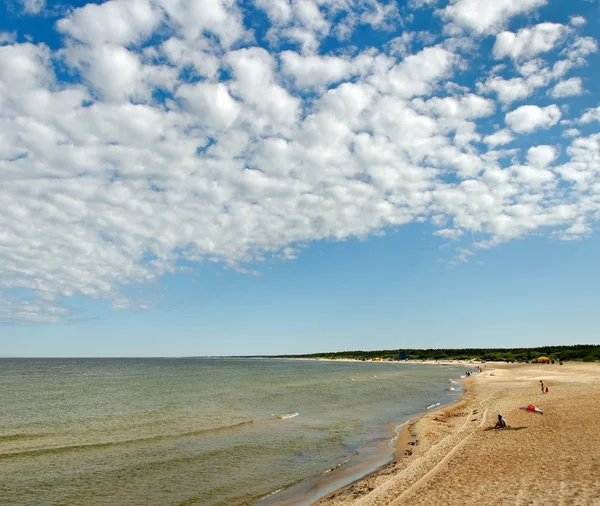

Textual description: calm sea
[0,358,465,505]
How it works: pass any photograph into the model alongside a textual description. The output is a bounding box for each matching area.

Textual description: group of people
[492,379,548,429]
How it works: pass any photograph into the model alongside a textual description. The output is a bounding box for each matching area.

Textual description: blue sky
[1,0,599,356]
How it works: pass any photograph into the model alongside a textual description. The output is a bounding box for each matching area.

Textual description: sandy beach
[317,362,600,505]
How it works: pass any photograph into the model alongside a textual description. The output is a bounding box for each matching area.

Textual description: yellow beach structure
[533,356,551,364]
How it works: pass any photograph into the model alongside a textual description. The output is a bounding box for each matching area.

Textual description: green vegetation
[268,345,600,363]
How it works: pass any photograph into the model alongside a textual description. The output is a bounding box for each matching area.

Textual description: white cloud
[505,104,561,133]
[20,0,45,14]
[562,128,580,138]
[555,133,600,190]
[64,44,146,102]
[569,16,586,27]
[564,36,598,60]
[1,1,600,322]
[280,51,367,89]
[579,106,600,123]
[57,0,162,46]
[176,82,241,131]
[0,32,17,45]
[526,145,557,167]
[434,228,463,240]
[372,45,458,98]
[412,94,495,119]
[478,76,533,104]
[440,0,547,35]
[483,129,514,147]
[549,77,583,98]
[157,0,246,48]
[559,222,591,240]
[254,0,292,24]
[493,23,568,61]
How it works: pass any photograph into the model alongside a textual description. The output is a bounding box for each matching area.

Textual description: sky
[1,0,599,357]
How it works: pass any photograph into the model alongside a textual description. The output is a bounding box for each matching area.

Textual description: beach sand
[316,362,600,505]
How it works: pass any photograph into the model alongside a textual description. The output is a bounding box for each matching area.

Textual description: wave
[389,421,409,447]
[322,456,351,474]
[0,420,256,460]
[269,412,299,420]
[256,487,285,501]
[0,433,47,442]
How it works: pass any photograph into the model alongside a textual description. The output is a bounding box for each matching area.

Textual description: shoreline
[256,363,472,506]
[314,361,600,505]
[270,357,490,366]
[312,373,475,504]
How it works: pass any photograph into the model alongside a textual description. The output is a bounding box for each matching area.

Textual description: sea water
[0,358,465,505]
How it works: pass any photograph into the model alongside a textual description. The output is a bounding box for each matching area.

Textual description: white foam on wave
[322,457,351,474]
[258,487,285,500]
[270,412,299,419]
[389,420,409,447]
[426,402,441,410]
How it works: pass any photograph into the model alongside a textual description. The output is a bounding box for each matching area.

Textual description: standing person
[540,380,545,393]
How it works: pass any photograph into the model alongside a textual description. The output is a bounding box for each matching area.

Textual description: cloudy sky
[1,0,599,357]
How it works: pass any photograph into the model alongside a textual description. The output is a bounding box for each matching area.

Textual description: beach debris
[520,404,543,415]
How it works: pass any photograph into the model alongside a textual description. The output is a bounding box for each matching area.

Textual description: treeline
[269,345,600,363]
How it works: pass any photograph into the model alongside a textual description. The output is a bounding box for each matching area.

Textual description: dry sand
[316,362,600,506]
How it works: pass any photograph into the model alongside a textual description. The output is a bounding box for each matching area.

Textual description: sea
[0,358,466,506]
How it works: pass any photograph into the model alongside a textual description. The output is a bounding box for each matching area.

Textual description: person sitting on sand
[494,414,508,429]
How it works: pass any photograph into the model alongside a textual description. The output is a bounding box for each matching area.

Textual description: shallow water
[0,358,464,505]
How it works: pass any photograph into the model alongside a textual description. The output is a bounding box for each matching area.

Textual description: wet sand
[316,362,600,505]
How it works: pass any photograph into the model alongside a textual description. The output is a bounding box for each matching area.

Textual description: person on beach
[494,414,508,429]
[540,380,545,393]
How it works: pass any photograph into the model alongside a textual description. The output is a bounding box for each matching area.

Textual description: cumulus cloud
[440,0,547,35]
[20,0,45,14]
[493,23,568,61]
[56,0,162,46]
[0,0,599,322]
[579,106,600,123]
[280,51,371,89]
[526,145,557,167]
[478,75,533,104]
[483,129,514,147]
[562,128,580,138]
[569,16,586,27]
[0,32,17,45]
[549,77,583,98]
[505,104,562,133]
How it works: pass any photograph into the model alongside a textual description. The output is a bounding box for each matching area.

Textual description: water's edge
[254,362,470,506]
